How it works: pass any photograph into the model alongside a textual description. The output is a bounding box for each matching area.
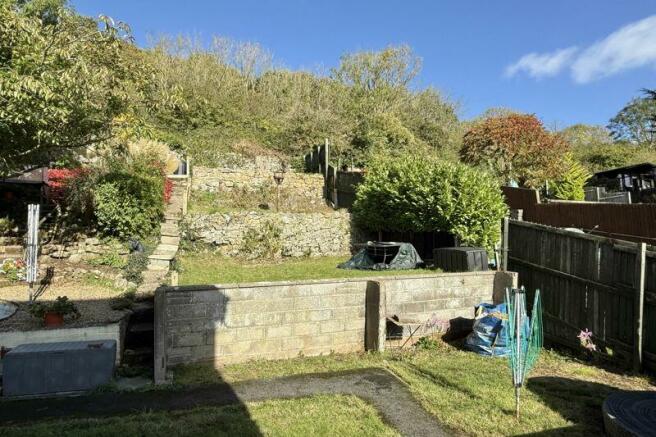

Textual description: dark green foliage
[93,158,165,239]
[123,251,148,285]
[353,154,507,249]
[29,296,80,318]
[608,92,656,147]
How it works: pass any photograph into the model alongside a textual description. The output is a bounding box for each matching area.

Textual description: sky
[72,0,656,129]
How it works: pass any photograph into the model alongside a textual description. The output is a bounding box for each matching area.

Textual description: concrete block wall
[155,271,517,383]
[160,280,368,370]
[383,271,516,323]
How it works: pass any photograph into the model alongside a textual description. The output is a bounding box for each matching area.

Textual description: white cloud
[572,15,656,83]
[505,15,656,83]
[505,47,578,79]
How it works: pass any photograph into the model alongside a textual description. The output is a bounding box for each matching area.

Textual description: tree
[608,93,656,147]
[560,124,613,148]
[0,0,148,176]
[460,114,569,188]
[331,45,421,92]
[550,153,591,201]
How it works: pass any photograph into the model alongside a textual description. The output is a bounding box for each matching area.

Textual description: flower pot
[44,312,64,328]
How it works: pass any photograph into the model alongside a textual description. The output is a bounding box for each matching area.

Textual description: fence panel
[508,220,643,367]
[644,253,656,370]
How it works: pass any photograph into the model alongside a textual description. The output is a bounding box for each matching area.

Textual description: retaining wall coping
[162,270,500,293]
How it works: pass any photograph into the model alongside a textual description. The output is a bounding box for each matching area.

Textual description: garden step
[155,243,178,253]
[160,224,179,236]
[122,346,154,367]
[141,269,166,281]
[128,322,154,334]
[130,301,154,322]
[163,217,180,225]
[160,235,181,245]
[146,259,170,270]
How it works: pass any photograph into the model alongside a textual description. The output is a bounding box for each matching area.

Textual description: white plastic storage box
[2,340,116,397]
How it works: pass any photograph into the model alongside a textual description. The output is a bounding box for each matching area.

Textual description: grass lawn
[2,394,398,437]
[177,253,439,285]
[171,340,654,436]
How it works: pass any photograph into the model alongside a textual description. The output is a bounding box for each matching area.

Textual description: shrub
[93,158,166,239]
[89,248,127,269]
[123,251,149,285]
[241,220,283,259]
[353,154,507,250]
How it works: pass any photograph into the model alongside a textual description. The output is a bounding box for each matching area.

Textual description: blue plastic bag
[465,302,522,357]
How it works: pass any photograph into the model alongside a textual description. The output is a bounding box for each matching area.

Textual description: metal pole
[515,287,523,419]
[26,204,40,303]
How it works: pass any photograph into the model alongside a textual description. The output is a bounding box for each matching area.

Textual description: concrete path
[0,368,448,437]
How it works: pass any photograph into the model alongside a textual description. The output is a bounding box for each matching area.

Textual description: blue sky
[72,0,656,128]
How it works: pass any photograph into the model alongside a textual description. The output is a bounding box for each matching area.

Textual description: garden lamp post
[273,169,285,212]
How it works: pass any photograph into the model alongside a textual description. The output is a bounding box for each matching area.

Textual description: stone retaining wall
[40,237,128,263]
[154,271,517,382]
[192,166,324,205]
[185,210,356,257]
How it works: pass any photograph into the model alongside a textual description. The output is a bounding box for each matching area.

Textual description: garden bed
[0,280,129,332]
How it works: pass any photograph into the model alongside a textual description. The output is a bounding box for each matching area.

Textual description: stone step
[141,270,166,284]
[153,244,178,255]
[122,346,154,367]
[160,224,179,236]
[161,235,181,246]
[128,322,154,334]
[163,217,180,225]
[146,259,170,270]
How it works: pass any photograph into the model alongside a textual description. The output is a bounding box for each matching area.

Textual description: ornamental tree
[460,114,569,188]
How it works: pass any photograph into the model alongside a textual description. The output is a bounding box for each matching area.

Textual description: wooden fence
[503,186,656,245]
[303,140,364,210]
[506,219,656,371]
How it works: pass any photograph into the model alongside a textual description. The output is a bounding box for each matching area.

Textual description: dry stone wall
[192,166,325,207]
[185,210,355,257]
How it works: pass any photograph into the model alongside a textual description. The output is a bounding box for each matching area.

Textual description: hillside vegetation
[2,0,656,187]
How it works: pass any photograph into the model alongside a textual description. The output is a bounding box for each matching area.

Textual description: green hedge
[353,155,507,249]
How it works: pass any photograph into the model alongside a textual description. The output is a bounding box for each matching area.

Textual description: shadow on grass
[523,376,618,436]
[0,285,264,437]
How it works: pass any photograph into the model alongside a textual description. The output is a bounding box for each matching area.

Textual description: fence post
[634,242,647,373]
[323,138,330,201]
[332,165,338,208]
[502,217,510,271]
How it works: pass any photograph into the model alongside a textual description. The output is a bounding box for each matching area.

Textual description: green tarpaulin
[338,242,423,270]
